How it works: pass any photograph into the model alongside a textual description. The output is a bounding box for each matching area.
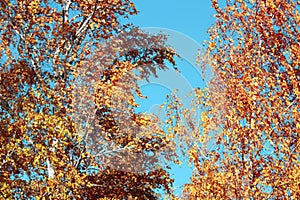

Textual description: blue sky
[131,0,214,42]
[129,0,216,197]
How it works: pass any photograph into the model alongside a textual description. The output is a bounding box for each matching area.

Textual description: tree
[0,0,177,199]
[170,0,299,199]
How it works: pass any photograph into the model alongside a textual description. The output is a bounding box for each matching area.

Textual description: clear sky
[129,0,216,197]
[131,0,214,42]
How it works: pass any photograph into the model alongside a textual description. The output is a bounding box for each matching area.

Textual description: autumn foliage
[2,0,300,199]
[0,0,176,199]
[180,0,300,199]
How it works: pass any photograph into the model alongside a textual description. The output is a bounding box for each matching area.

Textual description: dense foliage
[2,0,299,199]
[180,0,300,199]
[0,0,177,199]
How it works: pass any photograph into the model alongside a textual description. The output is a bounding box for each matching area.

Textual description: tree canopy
[1,0,299,199]
[180,0,300,198]
[0,0,177,199]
